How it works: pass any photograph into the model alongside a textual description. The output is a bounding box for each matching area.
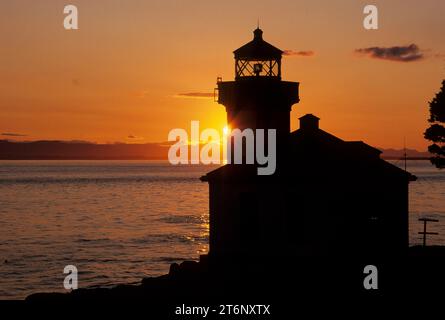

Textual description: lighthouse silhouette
[201,28,415,264]
[217,27,299,145]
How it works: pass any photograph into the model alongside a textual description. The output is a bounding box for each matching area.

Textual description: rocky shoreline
[24,246,445,307]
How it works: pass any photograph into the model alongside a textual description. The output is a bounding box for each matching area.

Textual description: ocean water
[0,161,215,299]
[0,160,444,299]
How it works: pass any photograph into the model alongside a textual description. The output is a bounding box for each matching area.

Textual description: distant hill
[379,148,431,160]
[0,140,170,160]
[0,140,431,160]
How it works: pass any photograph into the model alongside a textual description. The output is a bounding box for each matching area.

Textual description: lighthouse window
[235,60,280,78]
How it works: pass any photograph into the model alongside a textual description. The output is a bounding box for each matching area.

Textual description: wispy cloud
[1,132,28,137]
[176,92,214,99]
[283,50,315,57]
[355,44,423,62]
[127,135,144,141]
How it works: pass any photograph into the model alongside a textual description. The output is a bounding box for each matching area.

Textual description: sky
[1,0,445,150]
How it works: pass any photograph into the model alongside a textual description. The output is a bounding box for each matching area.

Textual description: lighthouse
[217,28,300,153]
[202,28,415,263]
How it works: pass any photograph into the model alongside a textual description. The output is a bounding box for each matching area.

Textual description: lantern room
[233,28,283,80]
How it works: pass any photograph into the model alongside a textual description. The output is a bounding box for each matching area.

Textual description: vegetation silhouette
[425,80,445,168]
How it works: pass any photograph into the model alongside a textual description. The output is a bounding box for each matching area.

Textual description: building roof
[233,28,283,60]
[201,114,416,183]
[299,114,320,121]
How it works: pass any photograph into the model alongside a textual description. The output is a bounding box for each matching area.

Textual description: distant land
[0,140,431,160]
[380,148,432,160]
[0,140,170,160]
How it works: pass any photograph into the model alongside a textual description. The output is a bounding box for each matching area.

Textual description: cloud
[176,92,214,99]
[355,44,423,62]
[127,135,144,140]
[283,50,315,57]
[1,132,28,137]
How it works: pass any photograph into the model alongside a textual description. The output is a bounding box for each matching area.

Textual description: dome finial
[253,26,263,40]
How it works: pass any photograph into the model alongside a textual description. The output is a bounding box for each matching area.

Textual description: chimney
[299,114,320,130]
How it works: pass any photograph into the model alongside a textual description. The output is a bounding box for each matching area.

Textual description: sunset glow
[1,0,445,151]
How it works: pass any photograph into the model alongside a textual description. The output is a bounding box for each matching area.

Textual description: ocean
[0,160,444,299]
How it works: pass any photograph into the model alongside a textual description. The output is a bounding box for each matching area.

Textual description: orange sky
[1,0,445,150]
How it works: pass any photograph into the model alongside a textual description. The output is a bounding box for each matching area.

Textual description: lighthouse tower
[202,28,301,261]
[217,28,300,145]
